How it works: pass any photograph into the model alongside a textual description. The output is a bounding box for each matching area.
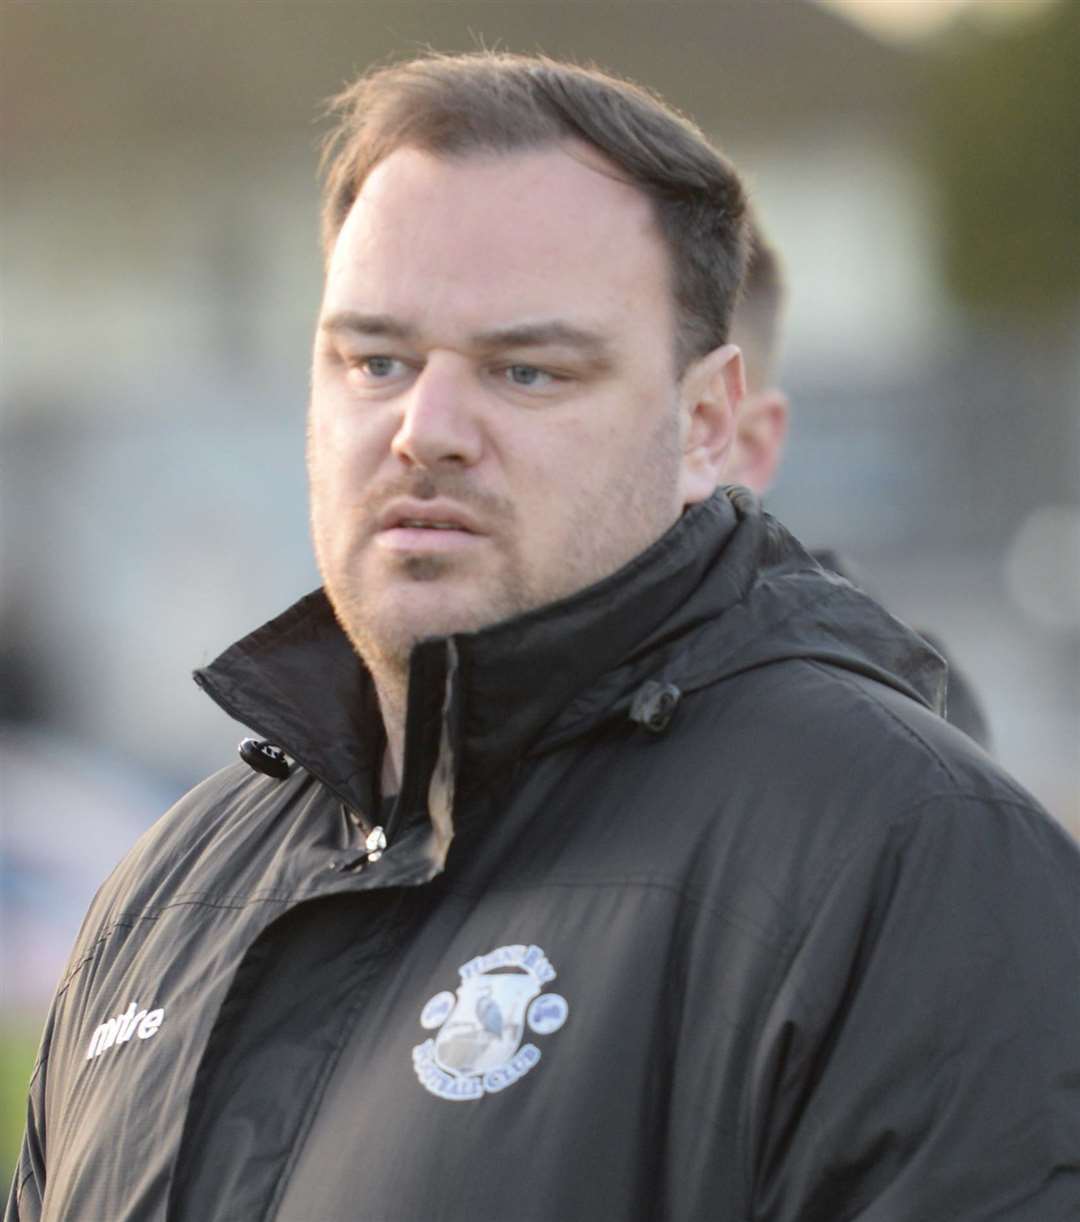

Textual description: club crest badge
[413,943,569,1101]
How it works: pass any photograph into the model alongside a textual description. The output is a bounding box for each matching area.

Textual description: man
[724,228,993,747]
[9,53,1079,1221]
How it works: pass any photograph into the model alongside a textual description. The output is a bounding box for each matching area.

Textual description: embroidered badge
[413,943,569,1101]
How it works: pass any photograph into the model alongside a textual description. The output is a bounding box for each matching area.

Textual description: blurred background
[2,0,1078,1181]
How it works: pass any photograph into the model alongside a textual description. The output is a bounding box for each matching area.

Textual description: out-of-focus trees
[924,0,1080,322]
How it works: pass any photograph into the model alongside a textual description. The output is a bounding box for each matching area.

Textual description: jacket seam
[735,789,1046,1212]
[27,1056,44,1090]
[55,917,139,996]
[55,895,291,994]
[739,802,883,1209]
[66,795,1044,999]
[804,659,961,787]
[734,801,887,1214]
[471,876,784,945]
[15,1167,35,1204]
[138,890,292,911]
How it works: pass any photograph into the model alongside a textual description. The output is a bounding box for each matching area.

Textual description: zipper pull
[365,826,387,863]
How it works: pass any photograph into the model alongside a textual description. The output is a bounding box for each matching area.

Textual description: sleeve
[747,795,1080,1221]
[4,1044,47,1222]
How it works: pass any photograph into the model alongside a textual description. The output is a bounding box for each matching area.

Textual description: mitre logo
[85,1001,165,1061]
[413,944,569,1102]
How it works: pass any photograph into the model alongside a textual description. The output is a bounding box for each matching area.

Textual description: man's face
[309,144,709,674]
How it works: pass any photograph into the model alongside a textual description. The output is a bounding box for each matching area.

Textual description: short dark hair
[320,51,749,373]
[731,219,786,389]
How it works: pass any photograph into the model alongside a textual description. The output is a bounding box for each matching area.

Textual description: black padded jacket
[9,490,1080,1221]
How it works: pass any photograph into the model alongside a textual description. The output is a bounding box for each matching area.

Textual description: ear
[679,343,744,507]
[721,387,790,495]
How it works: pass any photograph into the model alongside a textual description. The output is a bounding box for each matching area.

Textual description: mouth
[394,519,474,532]
[376,500,485,553]
[378,498,483,532]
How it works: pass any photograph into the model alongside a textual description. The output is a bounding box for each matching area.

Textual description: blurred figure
[725,225,992,748]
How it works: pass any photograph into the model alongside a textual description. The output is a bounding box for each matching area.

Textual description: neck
[373,669,407,797]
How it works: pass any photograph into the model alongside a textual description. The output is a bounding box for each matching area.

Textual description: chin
[347,593,498,669]
[394,599,504,645]
[327,558,538,670]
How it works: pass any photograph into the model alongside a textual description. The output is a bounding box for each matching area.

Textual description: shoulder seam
[55,892,295,995]
[804,658,962,787]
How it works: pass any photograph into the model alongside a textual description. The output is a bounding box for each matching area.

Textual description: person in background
[724,225,992,747]
[8,51,1077,1222]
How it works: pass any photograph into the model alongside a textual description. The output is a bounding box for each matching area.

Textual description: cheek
[510,428,616,533]
[505,410,607,474]
[309,399,389,490]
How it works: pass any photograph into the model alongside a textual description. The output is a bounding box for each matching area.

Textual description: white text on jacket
[85,1002,165,1060]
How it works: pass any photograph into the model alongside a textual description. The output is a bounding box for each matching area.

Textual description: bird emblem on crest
[413,943,569,1101]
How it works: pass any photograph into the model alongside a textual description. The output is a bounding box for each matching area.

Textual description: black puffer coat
[9,490,1080,1221]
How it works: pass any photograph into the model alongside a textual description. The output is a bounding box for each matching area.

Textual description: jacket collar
[194,486,946,855]
[194,491,741,824]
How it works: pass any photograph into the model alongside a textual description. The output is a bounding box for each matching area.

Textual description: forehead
[322,144,674,341]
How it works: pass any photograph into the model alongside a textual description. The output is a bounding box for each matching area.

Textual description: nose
[390,356,483,470]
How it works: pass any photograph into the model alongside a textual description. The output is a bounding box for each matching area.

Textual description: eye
[504,364,554,389]
[343,355,412,392]
[358,355,404,379]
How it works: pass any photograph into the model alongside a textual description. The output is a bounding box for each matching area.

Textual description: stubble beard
[314,403,685,711]
[314,472,537,705]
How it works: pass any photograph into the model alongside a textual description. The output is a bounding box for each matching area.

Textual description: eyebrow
[470,321,612,361]
[320,312,614,367]
[320,312,417,341]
